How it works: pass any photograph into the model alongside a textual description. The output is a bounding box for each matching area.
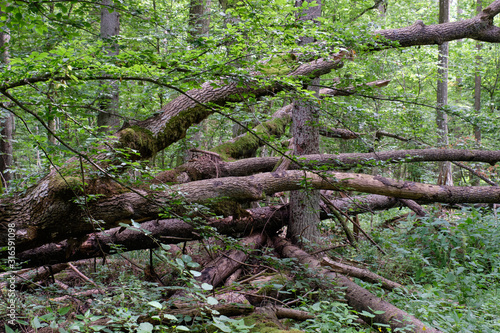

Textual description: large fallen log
[10,192,404,269]
[13,207,282,270]
[9,167,500,253]
[274,237,442,333]
[155,149,500,183]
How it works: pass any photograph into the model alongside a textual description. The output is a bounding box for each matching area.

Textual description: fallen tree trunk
[274,237,442,333]
[321,257,403,291]
[156,148,500,183]
[9,193,407,269]
[6,168,500,252]
[13,207,283,269]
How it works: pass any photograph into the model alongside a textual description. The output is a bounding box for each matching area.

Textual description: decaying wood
[375,131,498,186]
[224,268,243,287]
[13,207,282,270]
[398,199,427,217]
[12,193,402,270]
[273,306,314,321]
[274,237,442,333]
[7,158,500,253]
[196,233,267,288]
[321,257,403,291]
[155,149,500,184]
[50,289,102,302]
[375,0,500,46]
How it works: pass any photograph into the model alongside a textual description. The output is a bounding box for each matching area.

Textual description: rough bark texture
[211,104,292,160]
[375,0,500,46]
[196,233,266,287]
[155,149,500,183]
[10,192,405,269]
[98,0,121,132]
[5,167,500,255]
[274,237,442,333]
[0,112,13,188]
[474,0,483,144]
[321,257,403,291]
[188,0,211,39]
[13,206,284,269]
[289,0,322,245]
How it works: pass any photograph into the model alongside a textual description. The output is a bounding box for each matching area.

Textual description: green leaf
[58,306,71,315]
[5,325,16,333]
[206,296,218,305]
[175,325,190,331]
[163,314,177,321]
[201,282,213,291]
[190,270,201,277]
[148,301,163,310]
[137,322,153,333]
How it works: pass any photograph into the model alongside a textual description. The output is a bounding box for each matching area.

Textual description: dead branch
[274,237,442,333]
[321,257,404,291]
[197,233,267,288]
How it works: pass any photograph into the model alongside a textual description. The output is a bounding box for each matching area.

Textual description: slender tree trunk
[0,24,13,189]
[436,0,453,186]
[98,0,120,133]
[474,0,482,145]
[289,0,322,245]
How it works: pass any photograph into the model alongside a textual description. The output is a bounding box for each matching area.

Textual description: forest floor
[3,206,500,333]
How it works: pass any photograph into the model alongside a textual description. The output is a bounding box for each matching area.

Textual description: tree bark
[196,233,266,287]
[474,0,483,145]
[0,22,13,189]
[5,167,500,254]
[436,0,453,186]
[13,206,283,269]
[375,0,500,46]
[98,0,121,133]
[156,148,500,183]
[321,256,403,291]
[289,0,322,245]
[188,0,211,40]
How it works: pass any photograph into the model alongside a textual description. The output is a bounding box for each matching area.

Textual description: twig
[68,263,104,294]
[237,268,269,285]
[310,244,348,255]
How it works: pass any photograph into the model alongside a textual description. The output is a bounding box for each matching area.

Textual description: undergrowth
[352,206,500,333]
[4,207,500,332]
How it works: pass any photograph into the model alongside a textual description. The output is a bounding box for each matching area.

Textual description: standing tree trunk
[0,23,13,190]
[288,0,322,245]
[474,0,482,145]
[436,0,453,186]
[98,0,120,133]
[188,0,211,40]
